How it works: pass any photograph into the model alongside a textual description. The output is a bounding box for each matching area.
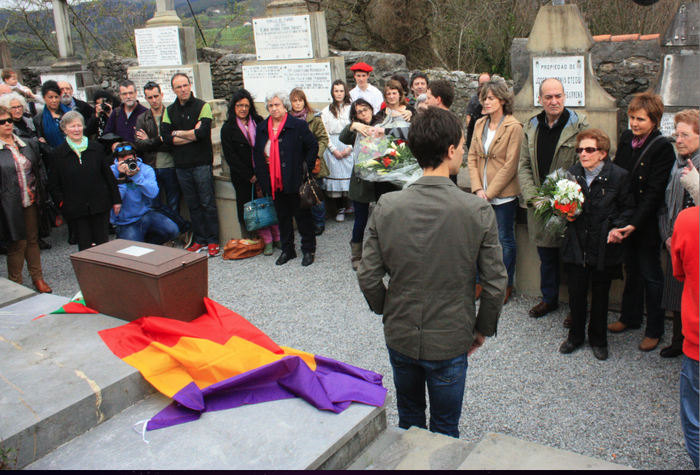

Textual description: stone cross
[147,0,183,28]
[50,0,80,71]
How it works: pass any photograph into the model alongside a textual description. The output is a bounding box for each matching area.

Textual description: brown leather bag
[222,238,265,260]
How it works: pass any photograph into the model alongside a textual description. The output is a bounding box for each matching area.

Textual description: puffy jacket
[561,159,636,271]
[519,109,589,247]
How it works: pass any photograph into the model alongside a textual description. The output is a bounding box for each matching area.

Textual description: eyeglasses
[672,132,698,141]
[356,108,371,115]
[575,147,600,154]
[235,104,250,109]
[115,145,134,153]
[0,118,12,125]
[10,105,23,111]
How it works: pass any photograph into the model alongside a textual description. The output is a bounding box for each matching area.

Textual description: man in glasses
[518,78,590,322]
[160,73,220,257]
[104,79,148,149]
[134,81,193,248]
[109,142,179,245]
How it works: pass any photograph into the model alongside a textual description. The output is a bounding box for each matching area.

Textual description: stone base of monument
[0,277,37,309]
[2,291,386,470]
[348,427,634,471]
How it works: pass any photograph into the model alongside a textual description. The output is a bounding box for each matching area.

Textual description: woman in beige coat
[467,79,523,303]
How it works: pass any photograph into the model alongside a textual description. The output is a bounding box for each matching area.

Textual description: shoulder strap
[630,135,665,177]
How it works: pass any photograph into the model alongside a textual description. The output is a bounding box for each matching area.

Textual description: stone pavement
[0,220,694,470]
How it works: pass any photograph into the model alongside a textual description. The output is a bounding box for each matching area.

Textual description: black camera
[102,103,112,115]
[124,158,139,172]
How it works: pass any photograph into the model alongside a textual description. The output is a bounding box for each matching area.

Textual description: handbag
[243,188,278,232]
[38,196,64,238]
[222,238,265,260]
[299,161,324,209]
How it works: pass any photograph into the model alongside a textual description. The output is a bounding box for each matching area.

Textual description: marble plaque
[135,26,182,67]
[39,74,86,101]
[533,56,585,107]
[128,68,195,104]
[659,112,676,137]
[253,15,314,61]
[243,62,332,103]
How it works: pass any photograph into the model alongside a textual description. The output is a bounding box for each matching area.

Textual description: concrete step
[352,426,477,470]
[26,393,387,470]
[0,295,155,469]
[0,277,36,309]
[458,433,635,470]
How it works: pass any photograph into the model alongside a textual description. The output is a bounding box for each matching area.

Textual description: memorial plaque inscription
[128,68,195,103]
[135,26,182,67]
[243,62,332,102]
[533,56,586,107]
[253,15,314,61]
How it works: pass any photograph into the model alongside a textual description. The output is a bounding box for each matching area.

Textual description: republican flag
[98,298,387,430]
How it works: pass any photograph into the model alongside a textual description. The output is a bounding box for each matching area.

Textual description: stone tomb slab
[0,277,36,309]
[0,307,155,469]
[458,432,634,470]
[27,393,387,470]
[0,293,72,331]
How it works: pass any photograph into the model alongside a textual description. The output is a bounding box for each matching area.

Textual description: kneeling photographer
[110,142,179,245]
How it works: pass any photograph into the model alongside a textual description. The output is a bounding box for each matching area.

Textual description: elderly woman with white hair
[48,111,121,251]
[253,91,319,267]
[0,92,36,140]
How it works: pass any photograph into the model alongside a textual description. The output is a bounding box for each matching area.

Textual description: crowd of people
[0,64,696,466]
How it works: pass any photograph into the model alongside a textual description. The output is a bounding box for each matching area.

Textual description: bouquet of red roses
[354,134,422,188]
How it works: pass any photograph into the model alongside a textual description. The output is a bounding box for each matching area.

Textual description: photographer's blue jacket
[110,157,160,226]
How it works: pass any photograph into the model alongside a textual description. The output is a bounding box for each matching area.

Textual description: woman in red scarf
[253,91,319,267]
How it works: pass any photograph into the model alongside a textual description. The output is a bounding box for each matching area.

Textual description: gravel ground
[1,218,694,470]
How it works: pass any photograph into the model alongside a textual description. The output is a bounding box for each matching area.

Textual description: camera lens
[127,161,138,171]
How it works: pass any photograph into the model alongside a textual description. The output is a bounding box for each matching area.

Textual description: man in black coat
[58,81,98,136]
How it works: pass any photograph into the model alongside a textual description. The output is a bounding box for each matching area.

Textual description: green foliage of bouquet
[354,134,422,188]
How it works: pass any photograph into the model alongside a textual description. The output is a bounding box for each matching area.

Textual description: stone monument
[127,0,213,104]
[512,1,619,304]
[241,0,346,111]
[650,2,699,137]
[40,0,96,101]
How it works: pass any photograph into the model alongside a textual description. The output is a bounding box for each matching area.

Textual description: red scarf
[267,114,287,198]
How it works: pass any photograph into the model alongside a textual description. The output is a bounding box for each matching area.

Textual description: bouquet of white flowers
[528,168,585,236]
[354,134,422,189]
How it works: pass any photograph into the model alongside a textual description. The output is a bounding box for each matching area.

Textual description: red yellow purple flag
[98,298,387,430]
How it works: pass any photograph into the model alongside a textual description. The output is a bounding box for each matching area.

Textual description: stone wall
[510,37,663,132]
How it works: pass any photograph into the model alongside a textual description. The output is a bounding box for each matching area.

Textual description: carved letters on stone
[532,56,586,107]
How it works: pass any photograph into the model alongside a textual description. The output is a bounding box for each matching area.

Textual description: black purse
[299,161,324,209]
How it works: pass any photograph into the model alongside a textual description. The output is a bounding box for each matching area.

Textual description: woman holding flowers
[559,129,636,360]
[467,79,522,303]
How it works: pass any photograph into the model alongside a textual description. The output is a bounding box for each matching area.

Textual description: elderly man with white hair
[252,90,319,267]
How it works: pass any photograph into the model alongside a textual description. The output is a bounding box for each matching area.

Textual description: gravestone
[127,1,213,104]
[241,0,345,111]
[41,0,96,101]
[650,2,699,137]
[512,2,620,304]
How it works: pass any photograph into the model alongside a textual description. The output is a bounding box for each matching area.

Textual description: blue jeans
[311,178,326,227]
[176,165,219,245]
[351,201,370,243]
[151,203,191,234]
[620,243,665,339]
[114,210,179,245]
[681,356,699,468]
[155,167,182,214]
[492,200,517,287]
[388,346,468,438]
[537,246,561,305]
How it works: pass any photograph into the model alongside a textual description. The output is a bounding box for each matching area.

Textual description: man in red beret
[349,62,383,115]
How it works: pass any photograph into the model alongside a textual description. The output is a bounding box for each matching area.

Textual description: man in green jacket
[358,107,507,438]
[518,78,589,321]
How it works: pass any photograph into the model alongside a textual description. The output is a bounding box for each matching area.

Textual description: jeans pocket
[432,356,467,384]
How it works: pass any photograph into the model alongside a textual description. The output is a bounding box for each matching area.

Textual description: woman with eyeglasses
[0,105,53,293]
[221,89,280,255]
[0,92,36,140]
[558,129,635,361]
[48,111,121,251]
[606,93,676,353]
[656,109,700,358]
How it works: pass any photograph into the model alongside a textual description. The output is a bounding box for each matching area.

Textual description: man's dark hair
[171,73,191,87]
[408,106,463,170]
[143,81,161,94]
[118,79,136,91]
[41,80,61,98]
[410,71,429,89]
[428,79,455,109]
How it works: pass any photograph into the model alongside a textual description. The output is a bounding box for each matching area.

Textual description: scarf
[661,149,700,241]
[631,132,651,150]
[4,137,35,207]
[290,108,308,122]
[267,114,287,199]
[67,136,89,163]
[584,161,605,187]
[42,103,71,147]
[237,116,256,174]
